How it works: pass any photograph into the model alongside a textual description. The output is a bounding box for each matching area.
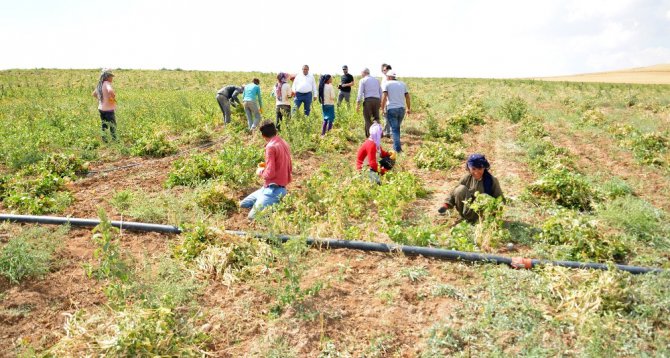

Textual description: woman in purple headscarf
[437,153,504,222]
[274,72,292,131]
[356,122,396,183]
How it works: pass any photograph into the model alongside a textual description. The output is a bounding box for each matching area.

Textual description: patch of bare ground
[199,248,481,356]
[0,226,173,355]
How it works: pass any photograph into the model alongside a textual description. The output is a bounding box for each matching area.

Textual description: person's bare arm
[405,92,411,115]
[381,92,388,115]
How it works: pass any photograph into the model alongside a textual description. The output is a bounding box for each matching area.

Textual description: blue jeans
[239,185,287,219]
[386,107,405,152]
[293,92,313,116]
[243,101,261,130]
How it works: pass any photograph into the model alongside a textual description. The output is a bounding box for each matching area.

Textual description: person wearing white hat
[380,70,411,153]
[92,68,117,141]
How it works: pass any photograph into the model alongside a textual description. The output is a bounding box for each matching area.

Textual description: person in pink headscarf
[274,72,292,131]
[356,122,396,183]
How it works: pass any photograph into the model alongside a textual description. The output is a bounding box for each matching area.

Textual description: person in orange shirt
[92,68,117,141]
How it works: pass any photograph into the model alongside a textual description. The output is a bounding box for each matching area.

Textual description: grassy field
[0,69,669,356]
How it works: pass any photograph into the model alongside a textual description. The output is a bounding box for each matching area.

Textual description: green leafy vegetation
[0,226,66,284]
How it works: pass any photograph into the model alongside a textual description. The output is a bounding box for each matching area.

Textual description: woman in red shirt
[356,122,395,182]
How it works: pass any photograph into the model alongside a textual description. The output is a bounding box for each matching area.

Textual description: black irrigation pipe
[0,214,663,275]
[0,214,181,234]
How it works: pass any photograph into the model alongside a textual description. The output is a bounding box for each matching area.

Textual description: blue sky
[1,0,669,77]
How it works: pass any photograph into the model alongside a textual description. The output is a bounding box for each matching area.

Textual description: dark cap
[342,65,348,70]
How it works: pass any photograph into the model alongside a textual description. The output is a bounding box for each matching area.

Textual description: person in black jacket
[216,85,243,124]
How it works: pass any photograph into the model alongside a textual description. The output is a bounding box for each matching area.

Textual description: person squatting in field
[242,78,263,131]
[92,68,117,141]
[292,65,317,116]
[240,120,293,220]
[380,70,411,153]
[337,65,355,106]
[356,122,396,184]
[356,68,382,138]
[216,84,244,124]
[273,72,292,131]
[318,74,336,136]
[438,154,504,223]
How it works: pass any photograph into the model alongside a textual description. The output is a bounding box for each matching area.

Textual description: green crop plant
[629,131,668,166]
[172,222,220,261]
[195,184,238,215]
[0,226,64,284]
[469,192,510,250]
[446,96,486,131]
[500,95,528,123]
[130,131,178,158]
[166,142,262,188]
[579,109,606,126]
[414,142,465,170]
[535,210,629,261]
[526,166,598,211]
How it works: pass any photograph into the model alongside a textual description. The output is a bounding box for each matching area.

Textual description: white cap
[386,70,397,78]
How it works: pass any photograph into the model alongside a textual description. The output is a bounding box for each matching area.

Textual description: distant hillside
[536,64,670,85]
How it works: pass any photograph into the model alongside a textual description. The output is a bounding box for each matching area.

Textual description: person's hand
[406,108,411,115]
[437,203,450,214]
[356,103,360,112]
[256,167,264,176]
[389,151,397,161]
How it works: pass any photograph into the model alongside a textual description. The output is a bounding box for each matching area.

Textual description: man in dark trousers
[337,65,355,106]
[216,85,243,124]
[355,68,382,137]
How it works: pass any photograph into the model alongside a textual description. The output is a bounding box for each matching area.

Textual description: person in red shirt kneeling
[356,122,396,184]
[240,120,293,220]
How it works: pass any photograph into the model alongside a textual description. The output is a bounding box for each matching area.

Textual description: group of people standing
[216,64,411,149]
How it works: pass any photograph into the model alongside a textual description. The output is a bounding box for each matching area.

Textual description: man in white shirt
[291,64,317,116]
